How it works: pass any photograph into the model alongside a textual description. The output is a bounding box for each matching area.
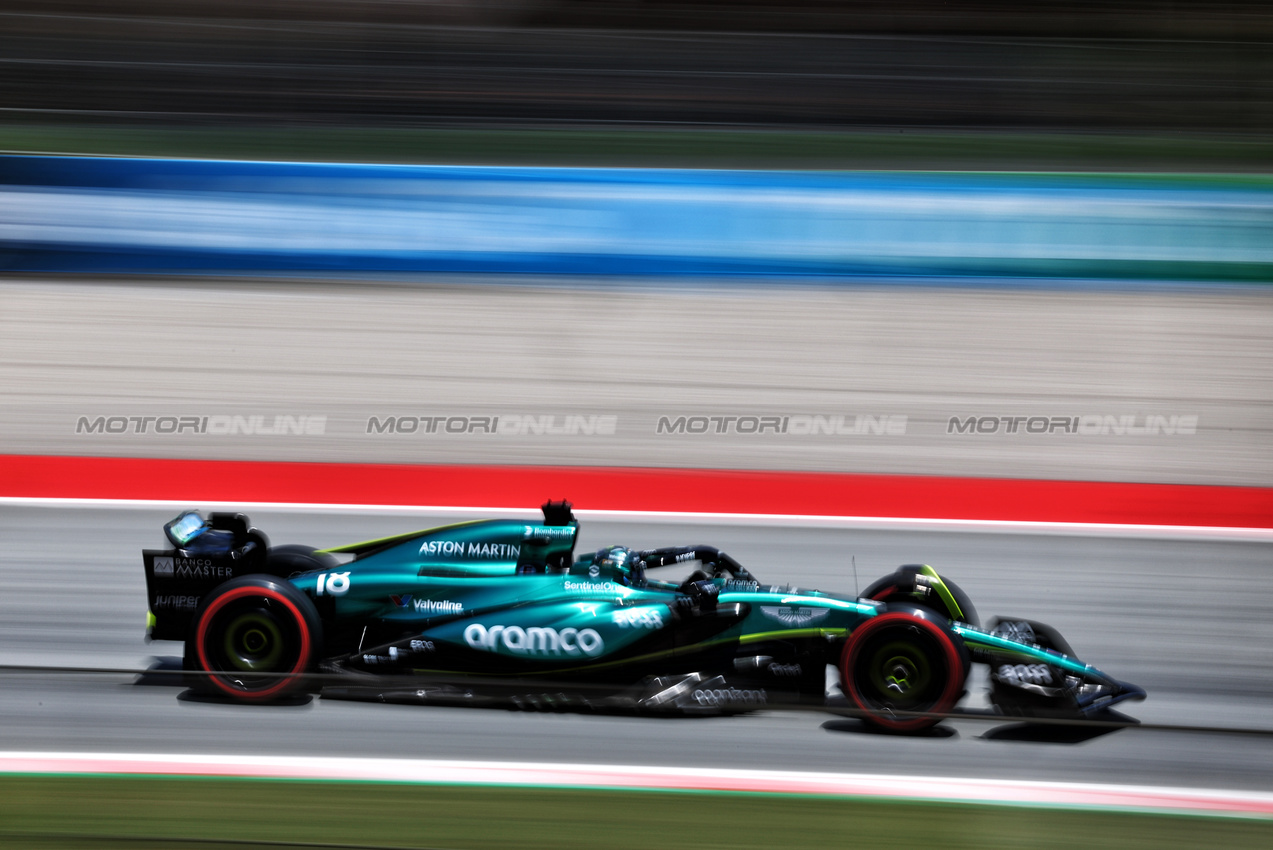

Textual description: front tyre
[841,609,966,732]
[189,575,321,702]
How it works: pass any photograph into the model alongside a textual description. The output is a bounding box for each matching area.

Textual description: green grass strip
[4,124,1273,173]
[0,776,1269,849]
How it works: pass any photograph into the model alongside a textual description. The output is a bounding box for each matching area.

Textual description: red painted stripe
[1,454,1271,528]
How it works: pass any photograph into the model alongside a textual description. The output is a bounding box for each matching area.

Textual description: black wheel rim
[853,626,949,714]
[205,597,300,692]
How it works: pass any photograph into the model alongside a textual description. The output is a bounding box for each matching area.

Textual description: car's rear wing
[143,511,269,641]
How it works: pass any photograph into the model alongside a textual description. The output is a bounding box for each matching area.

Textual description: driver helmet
[594,545,644,587]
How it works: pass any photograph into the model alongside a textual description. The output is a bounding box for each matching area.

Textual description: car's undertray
[320,670,801,716]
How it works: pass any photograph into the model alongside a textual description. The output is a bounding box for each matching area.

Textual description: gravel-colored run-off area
[2,277,1270,487]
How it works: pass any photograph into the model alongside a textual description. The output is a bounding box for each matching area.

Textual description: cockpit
[569,546,645,586]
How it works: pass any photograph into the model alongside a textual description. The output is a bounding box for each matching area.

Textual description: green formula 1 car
[142,501,1144,731]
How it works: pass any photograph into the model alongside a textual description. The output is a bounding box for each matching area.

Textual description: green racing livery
[142,501,1144,732]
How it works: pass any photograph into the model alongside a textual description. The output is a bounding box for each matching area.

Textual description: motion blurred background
[3,0,1272,485]
[3,3,1273,849]
[3,0,1272,167]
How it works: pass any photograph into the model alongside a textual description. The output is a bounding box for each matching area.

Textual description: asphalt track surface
[2,505,1271,793]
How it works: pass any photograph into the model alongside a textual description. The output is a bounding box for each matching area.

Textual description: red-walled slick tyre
[840,608,967,732]
[189,575,321,702]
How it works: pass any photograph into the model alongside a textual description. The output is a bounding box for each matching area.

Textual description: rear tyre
[841,609,966,732]
[188,575,321,702]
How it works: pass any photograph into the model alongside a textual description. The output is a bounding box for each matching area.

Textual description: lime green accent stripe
[739,628,848,644]
[413,628,848,679]
[317,519,486,555]
[411,643,704,678]
[917,565,964,622]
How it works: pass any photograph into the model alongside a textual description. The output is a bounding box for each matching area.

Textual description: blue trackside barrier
[1,155,1272,281]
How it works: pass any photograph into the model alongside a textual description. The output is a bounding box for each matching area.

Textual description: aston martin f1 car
[142,501,1144,731]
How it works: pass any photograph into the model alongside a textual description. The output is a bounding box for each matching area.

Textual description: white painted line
[3,496,1272,541]
[1,752,1270,818]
